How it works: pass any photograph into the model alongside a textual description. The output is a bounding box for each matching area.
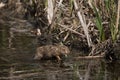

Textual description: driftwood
[74,56,103,60]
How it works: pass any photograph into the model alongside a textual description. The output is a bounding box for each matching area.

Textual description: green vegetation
[92,4,105,42]
[91,0,119,42]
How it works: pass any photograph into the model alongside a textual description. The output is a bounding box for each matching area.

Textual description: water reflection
[0,25,120,80]
[0,25,9,48]
[106,62,120,80]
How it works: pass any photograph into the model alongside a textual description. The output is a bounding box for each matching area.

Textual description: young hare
[34,44,70,60]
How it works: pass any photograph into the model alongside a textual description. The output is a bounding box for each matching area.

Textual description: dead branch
[74,55,103,60]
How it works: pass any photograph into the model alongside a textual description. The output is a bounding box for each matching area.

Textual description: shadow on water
[0,25,120,80]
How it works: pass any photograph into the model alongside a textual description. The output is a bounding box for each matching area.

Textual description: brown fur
[34,44,70,60]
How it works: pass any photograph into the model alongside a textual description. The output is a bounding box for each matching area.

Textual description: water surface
[0,25,120,80]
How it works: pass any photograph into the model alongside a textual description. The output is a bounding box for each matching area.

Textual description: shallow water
[0,25,120,80]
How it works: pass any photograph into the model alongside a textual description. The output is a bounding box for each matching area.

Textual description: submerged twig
[0,57,10,62]
[84,60,93,80]
[74,56,103,60]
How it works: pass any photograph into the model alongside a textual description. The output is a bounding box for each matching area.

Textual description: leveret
[34,44,70,60]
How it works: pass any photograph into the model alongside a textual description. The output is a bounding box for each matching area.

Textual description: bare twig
[58,24,85,38]
[47,0,54,24]
[115,0,120,35]
[58,0,63,7]
[90,22,109,27]
[73,0,92,47]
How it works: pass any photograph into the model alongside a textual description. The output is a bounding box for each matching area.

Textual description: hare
[34,44,70,60]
